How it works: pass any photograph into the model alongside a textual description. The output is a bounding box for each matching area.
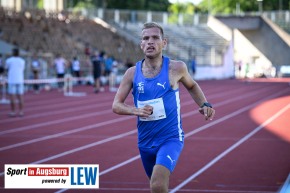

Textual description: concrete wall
[0,40,27,56]
[214,16,290,73]
[194,39,235,80]
[214,16,261,30]
[240,17,290,67]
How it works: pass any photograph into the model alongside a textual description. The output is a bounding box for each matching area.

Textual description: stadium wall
[0,40,27,55]
[194,41,235,80]
[213,16,290,77]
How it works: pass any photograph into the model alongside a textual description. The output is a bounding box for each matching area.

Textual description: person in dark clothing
[91,51,104,93]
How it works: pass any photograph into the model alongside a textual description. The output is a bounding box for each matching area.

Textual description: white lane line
[55,155,141,193]
[0,90,260,177]
[0,109,112,135]
[0,100,114,124]
[0,85,270,135]
[0,130,137,177]
[0,94,97,116]
[0,88,287,172]
[1,88,288,192]
[53,90,290,193]
[169,104,290,193]
[182,85,278,119]
[0,115,133,151]
[99,155,141,176]
[0,86,269,151]
[78,188,275,193]
[31,130,137,165]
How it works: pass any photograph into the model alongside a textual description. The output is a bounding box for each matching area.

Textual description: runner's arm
[177,61,215,120]
[112,67,153,117]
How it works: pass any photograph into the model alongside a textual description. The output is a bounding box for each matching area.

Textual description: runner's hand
[199,106,215,121]
[138,105,153,118]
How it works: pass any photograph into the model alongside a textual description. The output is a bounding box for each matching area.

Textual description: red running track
[0,79,290,193]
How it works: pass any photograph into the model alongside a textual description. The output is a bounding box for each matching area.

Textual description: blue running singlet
[132,56,184,148]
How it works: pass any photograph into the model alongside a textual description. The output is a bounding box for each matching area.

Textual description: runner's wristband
[200,102,213,108]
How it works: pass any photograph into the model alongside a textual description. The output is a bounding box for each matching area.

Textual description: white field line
[31,130,138,165]
[0,86,123,115]
[54,89,289,193]
[0,93,99,115]
[0,129,137,177]
[0,85,273,150]
[0,109,112,135]
[0,115,133,151]
[0,85,272,136]
[63,188,276,193]
[0,100,114,124]
[169,103,290,193]
[0,85,240,124]
[0,88,287,176]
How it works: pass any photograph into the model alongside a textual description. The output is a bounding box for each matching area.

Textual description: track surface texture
[1,78,290,193]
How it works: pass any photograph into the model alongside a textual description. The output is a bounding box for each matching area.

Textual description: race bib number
[137,98,166,121]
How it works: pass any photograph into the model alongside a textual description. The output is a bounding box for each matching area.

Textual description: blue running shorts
[139,139,184,178]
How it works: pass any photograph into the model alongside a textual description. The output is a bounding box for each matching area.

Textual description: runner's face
[140,27,166,59]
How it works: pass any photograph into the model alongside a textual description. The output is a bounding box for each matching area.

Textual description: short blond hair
[142,22,164,39]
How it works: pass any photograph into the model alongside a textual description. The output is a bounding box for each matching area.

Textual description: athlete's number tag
[137,98,166,121]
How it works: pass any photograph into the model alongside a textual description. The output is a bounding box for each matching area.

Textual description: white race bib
[137,98,166,121]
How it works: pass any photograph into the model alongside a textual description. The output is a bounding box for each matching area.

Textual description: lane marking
[0,93,99,116]
[0,100,114,124]
[169,104,290,193]
[0,87,288,193]
[0,115,133,151]
[0,129,137,178]
[72,188,276,193]
[0,85,273,149]
[31,130,137,165]
[0,109,112,135]
[0,85,271,134]
[53,89,289,193]
[0,89,288,176]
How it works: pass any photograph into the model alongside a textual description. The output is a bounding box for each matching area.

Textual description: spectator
[191,56,196,78]
[71,56,81,85]
[5,48,26,117]
[109,59,118,92]
[53,53,67,92]
[0,53,4,76]
[0,53,5,101]
[31,53,41,93]
[125,58,134,69]
[104,54,114,85]
[91,51,104,93]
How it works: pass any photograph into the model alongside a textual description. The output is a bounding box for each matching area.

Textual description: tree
[105,0,145,10]
[197,0,290,14]
[105,0,169,11]
[168,2,195,23]
[168,2,195,14]
[66,0,289,13]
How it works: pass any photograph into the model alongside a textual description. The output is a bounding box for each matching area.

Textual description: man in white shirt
[54,53,67,91]
[71,56,81,85]
[5,48,26,117]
